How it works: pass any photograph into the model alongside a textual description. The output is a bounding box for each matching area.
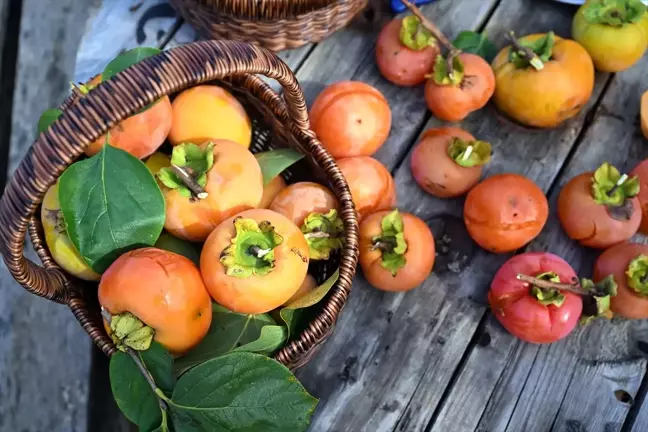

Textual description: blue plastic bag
[390,0,436,13]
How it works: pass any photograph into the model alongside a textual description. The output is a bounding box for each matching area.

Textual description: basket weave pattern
[0,40,359,369]
[169,0,369,51]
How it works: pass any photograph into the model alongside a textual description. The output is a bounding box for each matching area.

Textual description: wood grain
[0,1,96,431]
[295,0,618,431]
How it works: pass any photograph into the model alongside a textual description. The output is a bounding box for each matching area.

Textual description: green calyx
[583,0,647,26]
[447,137,492,168]
[372,209,408,276]
[432,54,465,86]
[400,15,437,51]
[301,209,344,260]
[531,272,566,307]
[626,255,648,295]
[109,311,155,352]
[220,217,284,278]
[157,142,215,199]
[591,162,639,207]
[509,31,555,70]
[579,275,618,324]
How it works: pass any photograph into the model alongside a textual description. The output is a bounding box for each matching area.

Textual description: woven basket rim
[183,0,343,20]
[1,40,359,370]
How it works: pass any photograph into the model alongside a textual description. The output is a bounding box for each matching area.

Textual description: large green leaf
[279,269,339,339]
[169,352,318,431]
[109,343,175,431]
[154,231,201,267]
[58,144,166,273]
[102,47,161,81]
[173,304,286,376]
[254,148,305,185]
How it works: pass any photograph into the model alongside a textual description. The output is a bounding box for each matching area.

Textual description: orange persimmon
[337,156,396,220]
[200,209,310,314]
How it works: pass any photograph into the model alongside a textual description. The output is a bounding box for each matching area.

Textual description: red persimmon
[489,252,583,344]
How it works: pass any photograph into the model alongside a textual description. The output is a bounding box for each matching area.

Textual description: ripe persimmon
[593,242,648,319]
[572,0,647,72]
[98,247,212,355]
[168,85,252,148]
[630,159,648,234]
[41,182,100,281]
[492,32,594,128]
[558,163,640,249]
[424,53,495,122]
[375,16,439,86]
[270,182,343,259]
[310,81,391,158]
[464,173,548,253]
[82,76,172,159]
[359,209,435,292]
[157,139,263,242]
[200,209,310,314]
[259,176,287,208]
[411,127,491,198]
[337,156,396,221]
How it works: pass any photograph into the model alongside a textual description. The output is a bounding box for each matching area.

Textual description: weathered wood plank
[295,0,615,430]
[294,0,498,170]
[0,1,96,431]
[74,0,179,83]
[630,375,648,432]
[469,51,648,432]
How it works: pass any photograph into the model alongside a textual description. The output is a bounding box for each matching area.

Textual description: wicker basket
[169,0,369,51]
[0,40,359,370]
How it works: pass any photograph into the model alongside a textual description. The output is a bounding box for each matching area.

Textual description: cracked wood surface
[9,0,648,430]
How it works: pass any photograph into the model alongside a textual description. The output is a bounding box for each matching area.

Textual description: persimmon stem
[400,0,461,79]
[516,274,586,294]
[607,174,628,197]
[372,239,397,253]
[506,31,544,71]
[101,308,168,411]
[463,146,473,161]
[304,231,331,239]
[170,164,208,200]
[248,245,271,258]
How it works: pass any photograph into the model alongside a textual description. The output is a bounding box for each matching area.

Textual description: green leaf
[154,231,201,267]
[583,0,647,25]
[36,108,63,136]
[150,409,170,432]
[580,275,618,324]
[372,210,408,276]
[452,31,497,61]
[302,210,345,260]
[169,352,318,432]
[102,47,161,82]
[58,144,166,273]
[173,304,285,376]
[279,270,339,339]
[509,32,555,70]
[447,138,492,168]
[255,148,305,185]
[109,342,175,431]
[399,15,436,51]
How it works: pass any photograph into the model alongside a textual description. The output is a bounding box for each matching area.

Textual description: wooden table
[7,0,648,430]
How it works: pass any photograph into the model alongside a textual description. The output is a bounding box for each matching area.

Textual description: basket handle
[0,40,311,303]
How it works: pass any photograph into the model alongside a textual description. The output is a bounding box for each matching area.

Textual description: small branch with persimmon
[506,31,545,71]
[400,0,462,80]
[516,273,587,295]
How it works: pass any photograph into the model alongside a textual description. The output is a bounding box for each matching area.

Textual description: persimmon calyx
[579,275,618,324]
[431,54,465,86]
[221,217,283,278]
[301,209,344,260]
[583,0,646,25]
[105,310,155,352]
[157,142,214,200]
[372,209,408,276]
[626,255,648,295]
[448,137,492,168]
[530,272,566,307]
[400,15,437,51]
[508,31,554,71]
[591,162,639,209]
